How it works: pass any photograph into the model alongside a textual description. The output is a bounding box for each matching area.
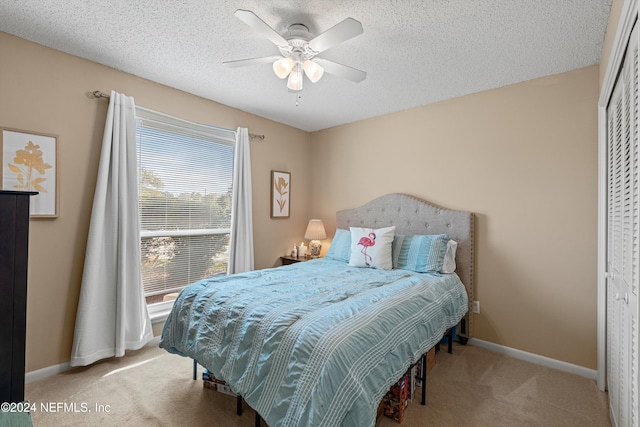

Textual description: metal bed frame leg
[194,359,245,418]
[237,396,243,416]
[421,353,427,405]
[417,327,454,407]
[193,359,244,418]
[195,359,243,416]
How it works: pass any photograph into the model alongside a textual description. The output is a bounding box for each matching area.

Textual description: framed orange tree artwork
[1,127,59,218]
[270,170,290,218]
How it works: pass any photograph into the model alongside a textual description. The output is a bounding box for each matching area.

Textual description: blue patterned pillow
[392,234,451,273]
[324,228,351,263]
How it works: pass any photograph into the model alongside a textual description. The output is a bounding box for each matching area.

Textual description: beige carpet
[25,338,609,427]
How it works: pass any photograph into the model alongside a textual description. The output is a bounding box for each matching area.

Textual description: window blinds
[135,107,235,300]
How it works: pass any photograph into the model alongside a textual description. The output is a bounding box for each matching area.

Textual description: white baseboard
[25,337,163,384]
[25,361,70,384]
[25,337,596,385]
[468,338,597,380]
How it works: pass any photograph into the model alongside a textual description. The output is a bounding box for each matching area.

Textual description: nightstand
[280,255,311,265]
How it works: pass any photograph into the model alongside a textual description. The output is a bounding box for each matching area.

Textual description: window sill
[148,300,174,323]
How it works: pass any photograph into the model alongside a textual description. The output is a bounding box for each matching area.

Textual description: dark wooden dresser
[0,191,37,403]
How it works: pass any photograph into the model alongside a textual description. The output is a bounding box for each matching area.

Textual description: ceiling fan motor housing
[279,24,318,59]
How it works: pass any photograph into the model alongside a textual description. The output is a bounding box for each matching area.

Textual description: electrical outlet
[472,300,480,314]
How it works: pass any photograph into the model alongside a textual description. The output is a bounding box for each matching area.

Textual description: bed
[160,193,474,426]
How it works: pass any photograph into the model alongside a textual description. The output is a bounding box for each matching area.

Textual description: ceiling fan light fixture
[273,57,295,79]
[225,10,366,92]
[287,63,303,91]
[302,60,324,83]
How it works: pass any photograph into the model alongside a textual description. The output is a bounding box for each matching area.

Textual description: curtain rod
[91,90,265,140]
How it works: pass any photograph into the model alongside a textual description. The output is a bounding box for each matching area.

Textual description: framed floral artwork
[1,128,59,218]
[271,170,290,218]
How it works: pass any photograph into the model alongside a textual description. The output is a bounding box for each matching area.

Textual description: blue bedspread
[160,258,468,427]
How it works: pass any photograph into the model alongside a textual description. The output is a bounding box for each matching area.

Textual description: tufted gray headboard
[336,193,475,341]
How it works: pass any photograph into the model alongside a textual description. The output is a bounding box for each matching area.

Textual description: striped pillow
[392,234,451,273]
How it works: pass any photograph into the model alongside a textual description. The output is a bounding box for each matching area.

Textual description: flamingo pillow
[348,226,395,270]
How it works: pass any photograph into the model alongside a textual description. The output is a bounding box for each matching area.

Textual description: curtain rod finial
[90,90,110,100]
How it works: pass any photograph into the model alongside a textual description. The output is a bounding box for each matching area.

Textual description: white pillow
[441,239,458,273]
[349,226,395,270]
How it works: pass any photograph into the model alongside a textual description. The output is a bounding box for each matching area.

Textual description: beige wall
[0,32,312,372]
[310,66,599,369]
[600,0,624,86]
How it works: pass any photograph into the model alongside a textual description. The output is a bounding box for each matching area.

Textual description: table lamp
[304,219,327,258]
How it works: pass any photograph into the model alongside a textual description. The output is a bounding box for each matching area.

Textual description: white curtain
[228,127,254,274]
[70,91,153,367]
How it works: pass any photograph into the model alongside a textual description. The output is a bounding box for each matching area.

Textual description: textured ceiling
[0,1,612,132]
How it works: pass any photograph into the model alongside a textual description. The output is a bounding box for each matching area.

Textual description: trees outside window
[136,109,235,304]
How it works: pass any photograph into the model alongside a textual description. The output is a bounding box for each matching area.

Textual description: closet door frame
[598,0,638,392]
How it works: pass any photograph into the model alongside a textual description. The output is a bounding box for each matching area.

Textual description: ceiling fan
[223,9,366,91]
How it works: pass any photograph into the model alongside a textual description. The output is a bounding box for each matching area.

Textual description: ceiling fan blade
[314,58,366,82]
[308,18,363,53]
[234,9,289,47]
[223,56,282,68]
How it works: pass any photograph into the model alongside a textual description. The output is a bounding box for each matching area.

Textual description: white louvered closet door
[607,20,639,427]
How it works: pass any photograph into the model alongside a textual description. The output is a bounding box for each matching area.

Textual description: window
[135,108,235,305]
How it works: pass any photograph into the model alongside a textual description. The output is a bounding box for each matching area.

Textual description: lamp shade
[287,63,303,91]
[302,59,324,83]
[304,219,327,240]
[273,57,295,79]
